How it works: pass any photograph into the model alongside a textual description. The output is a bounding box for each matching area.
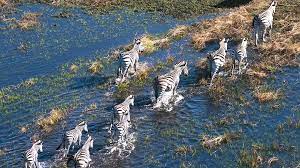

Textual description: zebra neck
[75,125,83,133]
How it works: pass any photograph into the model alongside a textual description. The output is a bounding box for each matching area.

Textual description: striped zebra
[208,38,229,87]
[117,38,145,83]
[153,61,188,103]
[227,38,248,75]
[253,0,277,46]
[69,135,94,168]
[109,95,134,143]
[56,121,88,157]
[24,140,43,168]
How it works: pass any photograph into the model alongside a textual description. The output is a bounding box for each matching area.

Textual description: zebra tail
[252,15,259,28]
[56,139,64,150]
[153,76,159,99]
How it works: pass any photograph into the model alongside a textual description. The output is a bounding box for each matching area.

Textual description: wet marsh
[0,0,299,167]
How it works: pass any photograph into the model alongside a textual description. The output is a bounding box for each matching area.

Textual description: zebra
[24,140,43,168]
[227,38,248,75]
[253,0,278,46]
[153,61,188,104]
[56,121,88,157]
[109,95,134,143]
[69,135,94,168]
[117,38,145,83]
[208,38,229,88]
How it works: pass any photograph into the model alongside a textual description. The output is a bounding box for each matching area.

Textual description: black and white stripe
[56,121,88,157]
[154,61,188,101]
[227,38,248,74]
[208,38,229,87]
[109,95,134,144]
[72,135,94,168]
[24,140,43,168]
[253,0,277,46]
[117,38,145,83]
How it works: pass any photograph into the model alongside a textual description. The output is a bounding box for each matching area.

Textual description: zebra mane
[174,61,187,68]
[34,140,42,146]
[78,121,86,126]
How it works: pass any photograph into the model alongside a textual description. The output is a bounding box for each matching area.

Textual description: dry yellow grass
[37,108,66,132]
[0,0,7,6]
[17,13,41,30]
[175,145,195,155]
[193,0,299,102]
[254,89,281,103]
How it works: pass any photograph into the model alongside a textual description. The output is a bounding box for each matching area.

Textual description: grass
[40,0,224,19]
[238,149,263,168]
[0,0,7,6]
[88,61,103,74]
[17,12,41,30]
[22,78,38,87]
[193,0,299,103]
[175,145,196,156]
[37,106,71,133]
[254,88,281,103]
[201,132,240,149]
[70,64,79,73]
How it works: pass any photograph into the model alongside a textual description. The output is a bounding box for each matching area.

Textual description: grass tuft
[175,145,196,156]
[88,61,103,74]
[17,13,41,30]
[254,88,281,103]
[201,132,240,149]
[37,107,69,133]
[70,64,79,73]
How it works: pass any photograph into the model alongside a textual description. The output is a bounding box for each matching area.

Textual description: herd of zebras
[23,1,277,167]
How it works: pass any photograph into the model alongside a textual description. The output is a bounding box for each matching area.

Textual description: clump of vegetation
[167,25,189,40]
[70,64,79,73]
[22,78,38,87]
[37,107,70,132]
[88,61,103,74]
[175,145,196,156]
[238,149,263,168]
[17,12,41,30]
[254,88,281,103]
[201,132,240,149]
[84,103,97,112]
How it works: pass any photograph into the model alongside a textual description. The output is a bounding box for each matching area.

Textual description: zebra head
[78,121,88,133]
[219,38,229,52]
[87,135,94,149]
[34,140,43,152]
[134,38,145,53]
[241,38,248,48]
[174,61,189,76]
[269,0,277,13]
[125,95,134,106]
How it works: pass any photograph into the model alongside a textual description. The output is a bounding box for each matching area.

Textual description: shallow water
[0,3,299,168]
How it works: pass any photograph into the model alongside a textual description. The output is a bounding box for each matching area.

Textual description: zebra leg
[269,25,272,39]
[262,28,267,42]
[78,135,81,146]
[209,66,219,88]
[65,144,71,157]
[238,60,242,75]
[25,162,28,168]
